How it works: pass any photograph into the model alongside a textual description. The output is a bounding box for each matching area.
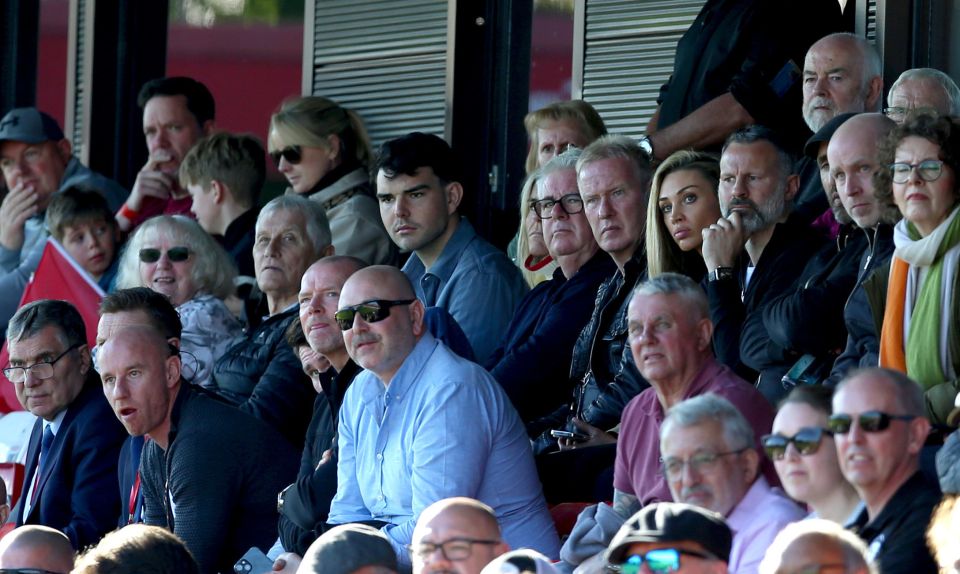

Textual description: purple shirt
[727,476,806,574]
[613,357,776,501]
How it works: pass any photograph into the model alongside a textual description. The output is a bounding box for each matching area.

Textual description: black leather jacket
[530,254,648,454]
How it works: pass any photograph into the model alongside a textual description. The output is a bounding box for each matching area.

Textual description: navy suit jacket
[12,376,128,549]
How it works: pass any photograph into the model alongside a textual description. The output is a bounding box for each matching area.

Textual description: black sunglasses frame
[270,145,302,167]
[334,299,415,331]
[827,411,916,434]
[761,427,833,461]
[139,246,190,264]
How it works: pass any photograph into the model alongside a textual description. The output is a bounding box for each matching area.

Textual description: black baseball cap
[803,112,858,160]
[0,108,65,144]
[605,502,732,564]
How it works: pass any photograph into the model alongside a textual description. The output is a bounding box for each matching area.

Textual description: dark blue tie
[31,425,54,505]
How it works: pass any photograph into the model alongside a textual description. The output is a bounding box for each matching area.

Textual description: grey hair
[889,68,960,116]
[7,300,86,348]
[815,32,882,87]
[258,194,332,255]
[536,147,582,198]
[838,367,926,418]
[660,394,755,452]
[576,135,654,184]
[759,519,876,574]
[722,125,796,181]
[632,272,709,321]
[115,215,237,300]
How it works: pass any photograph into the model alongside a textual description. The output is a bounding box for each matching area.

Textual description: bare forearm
[648,93,753,159]
[612,489,641,520]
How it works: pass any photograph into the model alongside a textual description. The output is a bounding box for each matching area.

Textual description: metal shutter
[573,0,705,138]
[306,0,450,149]
[66,0,94,164]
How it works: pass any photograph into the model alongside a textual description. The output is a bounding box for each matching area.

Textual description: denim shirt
[402,218,528,364]
[328,334,560,563]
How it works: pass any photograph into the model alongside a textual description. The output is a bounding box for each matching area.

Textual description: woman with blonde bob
[514,171,558,286]
[645,150,722,280]
[115,215,242,389]
[268,96,395,265]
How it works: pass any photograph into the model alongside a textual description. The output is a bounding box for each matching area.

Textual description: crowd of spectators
[0,5,959,574]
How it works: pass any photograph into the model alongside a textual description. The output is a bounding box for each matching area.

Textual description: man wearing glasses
[409,497,508,574]
[0,524,76,574]
[327,265,559,566]
[831,368,939,574]
[885,68,960,125]
[5,300,126,550]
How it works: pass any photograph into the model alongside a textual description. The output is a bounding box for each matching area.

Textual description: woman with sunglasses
[765,385,861,524]
[115,215,242,390]
[268,96,396,266]
[875,112,960,425]
[645,150,722,280]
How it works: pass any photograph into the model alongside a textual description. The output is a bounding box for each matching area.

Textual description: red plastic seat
[0,462,26,508]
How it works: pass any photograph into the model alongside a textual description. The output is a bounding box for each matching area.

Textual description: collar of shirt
[357,333,439,411]
[638,358,725,418]
[407,217,478,281]
[44,407,68,437]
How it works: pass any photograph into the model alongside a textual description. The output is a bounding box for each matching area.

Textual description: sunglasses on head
[139,247,190,263]
[334,299,415,331]
[270,145,302,167]
[761,427,833,461]
[826,411,916,435]
[612,548,715,574]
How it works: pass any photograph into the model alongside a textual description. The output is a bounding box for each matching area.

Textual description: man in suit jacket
[5,299,127,549]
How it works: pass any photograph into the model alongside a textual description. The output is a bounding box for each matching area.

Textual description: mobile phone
[234,547,273,574]
[550,429,589,441]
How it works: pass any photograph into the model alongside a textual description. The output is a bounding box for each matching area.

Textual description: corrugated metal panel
[579,0,705,138]
[71,0,87,154]
[311,0,449,148]
[866,0,877,42]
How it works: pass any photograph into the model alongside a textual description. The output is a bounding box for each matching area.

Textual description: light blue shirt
[402,218,528,364]
[329,334,560,563]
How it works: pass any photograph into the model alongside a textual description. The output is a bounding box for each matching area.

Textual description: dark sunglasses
[761,427,833,461]
[139,246,190,263]
[827,411,916,434]
[612,548,715,574]
[270,145,302,167]
[334,299,415,331]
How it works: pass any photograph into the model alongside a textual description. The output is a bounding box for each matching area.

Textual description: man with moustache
[702,125,824,403]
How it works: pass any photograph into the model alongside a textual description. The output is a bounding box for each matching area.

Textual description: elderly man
[375,132,527,364]
[759,519,875,574]
[5,300,126,549]
[410,498,510,574]
[117,76,215,232]
[830,368,939,574]
[826,114,898,382]
[486,149,615,423]
[885,68,960,123]
[96,289,298,574]
[328,265,559,564]
[659,394,804,574]
[530,136,652,456]
[0,108,127,331]
[605,503,732,574]
[795,33,883,226]
[0,525,76,574]
[556,274,774,572]
[212,194,330,449]
[701,126,824,403]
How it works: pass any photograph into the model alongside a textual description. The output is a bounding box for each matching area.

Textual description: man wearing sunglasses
[327,265,559,566]
[0,525,76,574]
[832,368,939,574]
[4,301,127,550]
[605,502,731,574]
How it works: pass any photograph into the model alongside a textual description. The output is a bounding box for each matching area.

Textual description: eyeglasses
[407,538,501,562]
[534,193,585,219]
[334,299,415,331]
[139,247,190,263]
[662,448,748,481]
[0,569,65,574]
[609,548,716,574]
[883,106,940,122]
[889,160,945,184]
[761,427,833,461]
[827,411,916,434]
[270,145,302,167]
[778,565,849,574]
[4,343,83,384]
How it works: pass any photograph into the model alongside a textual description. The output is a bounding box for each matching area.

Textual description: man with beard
[701,125,824,403]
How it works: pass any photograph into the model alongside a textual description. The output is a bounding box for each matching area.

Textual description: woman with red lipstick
[876,113,960,426]
[514,172,557,286]
[115,215,241,390]
[645,150,722,280]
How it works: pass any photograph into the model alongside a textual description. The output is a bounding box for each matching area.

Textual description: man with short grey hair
[885,68,960,123]
[759,519,875,574]
[297,524,398,574]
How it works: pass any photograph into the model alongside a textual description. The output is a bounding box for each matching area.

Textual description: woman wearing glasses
[268,97,396,265]
[764,385,861,524]
[875,112,960,425]
[115,215,242,390]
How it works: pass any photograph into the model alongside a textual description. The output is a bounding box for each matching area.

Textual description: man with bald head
[825,114,899,381]
[886,68,960,124]
[410,497,509,574]
[328,265,559,566]
[0,525,75,574]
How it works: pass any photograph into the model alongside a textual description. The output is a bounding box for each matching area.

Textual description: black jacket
[829,224,896,383]
[212,307,316,450]
[706,220,824,404]
[530,254,648,454]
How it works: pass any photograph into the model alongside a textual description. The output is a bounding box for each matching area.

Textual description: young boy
[45,187,121,291]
